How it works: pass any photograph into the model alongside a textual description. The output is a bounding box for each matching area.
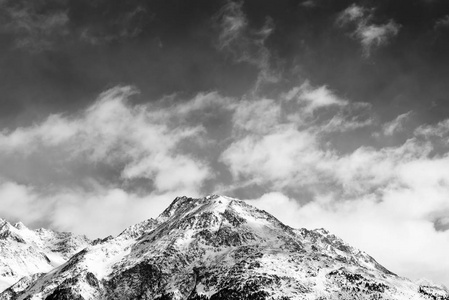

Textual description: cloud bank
[0,79,448,286]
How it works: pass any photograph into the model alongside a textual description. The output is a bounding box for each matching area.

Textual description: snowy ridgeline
[0,195,448,300]
[0,218,91,292]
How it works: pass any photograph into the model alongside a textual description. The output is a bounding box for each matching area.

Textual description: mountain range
[0,195,448,300]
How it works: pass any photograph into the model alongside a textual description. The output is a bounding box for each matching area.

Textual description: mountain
[1,195,448,300]
[0,219,91,292]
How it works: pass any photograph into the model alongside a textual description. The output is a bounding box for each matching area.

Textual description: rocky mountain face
[1,195,448,300]
[0,219,91,292]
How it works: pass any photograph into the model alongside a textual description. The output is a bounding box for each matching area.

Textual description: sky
[0,0,449,286]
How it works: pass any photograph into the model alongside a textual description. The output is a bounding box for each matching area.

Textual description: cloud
[0,181,193,237]
[0,86,215,236]
[222,126,325,189]
[249,148,449,285]
[337,4,367,23]
[232,98,281,134]
[282,82,373,132]
[0,0,69,52]
[221,82,373,193]
[331,139,432,195]
[0,80,372,233]
[337,4,400,57]
[357,22,400,55]
[0,86,210,191]
[300,0,317,8]
[435,15,449,29]
[1,80,449,286]
[78,5,148,45]
[242,117,449,285]
[50,188,187,237]
[0,0,150,52]
[295,190,449,286]
[381,111,413,136]
[219,81,449,285]
[285,81,348,114]
[248,192,302,223]
[215,1,279,90]
[0,182,48,225]
[415,118,449,139]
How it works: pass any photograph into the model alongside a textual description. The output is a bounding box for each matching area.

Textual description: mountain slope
[0,219,91,292]
[1,195,448,300]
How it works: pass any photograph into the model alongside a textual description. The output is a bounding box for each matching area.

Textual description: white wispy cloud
[415,118,449,139]
[357,22,400,55]
[232,98,281,134]
[250,143,449,285]
[0,86,213,236]
[0,181,189,238]
[221,82,373,192]
[222,126,325,188]
[216,1,279,90]
[285,81,348,114]
[381,111,413,136]
[0,86,210,191]
[0,81,373,234]
[217,81,448,285]
[337,4,367,23]
[247,131,449,285]
[337,4,400,57]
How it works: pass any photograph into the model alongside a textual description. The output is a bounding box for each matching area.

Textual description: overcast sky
[1,0,449,286]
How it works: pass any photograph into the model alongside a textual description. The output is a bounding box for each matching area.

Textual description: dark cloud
[0,0,153,52]
[434,217,449,232]
[70,0,150,45]
[435,15,449,29]
[0,0,448,128]
[0,0,69,52]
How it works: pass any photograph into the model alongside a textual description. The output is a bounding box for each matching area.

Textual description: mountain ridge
[0,218,91,292]
[1,195,448,300]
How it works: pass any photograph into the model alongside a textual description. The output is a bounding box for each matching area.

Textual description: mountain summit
[1,195,448,300]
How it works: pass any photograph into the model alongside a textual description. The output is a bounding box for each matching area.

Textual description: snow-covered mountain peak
[146,195,293,250]
[2,195,449,300]
[156,195,234,221]
[157,194,284,227]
